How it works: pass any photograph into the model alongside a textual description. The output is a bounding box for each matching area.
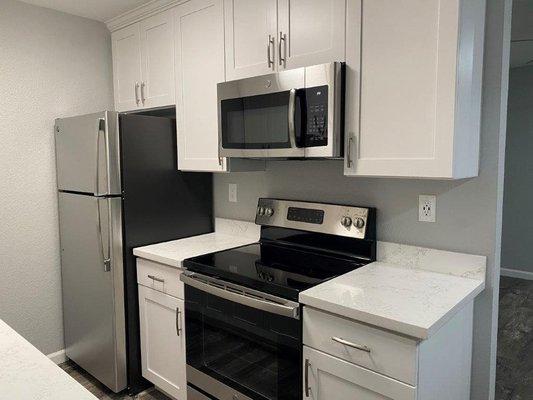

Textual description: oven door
[181,272,301,400]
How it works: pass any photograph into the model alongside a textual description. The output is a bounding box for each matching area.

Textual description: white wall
[502,66,533,274]
[213,1,512,398]
[0,0,113,355]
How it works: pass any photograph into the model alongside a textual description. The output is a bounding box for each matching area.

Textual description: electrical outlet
[229,184,238,203]
[419,195,436,223]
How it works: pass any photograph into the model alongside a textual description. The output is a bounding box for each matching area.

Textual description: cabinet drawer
[137,258,183,299]
[303,307,418,385]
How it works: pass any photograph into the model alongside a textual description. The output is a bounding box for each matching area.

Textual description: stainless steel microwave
[217,62,344,159]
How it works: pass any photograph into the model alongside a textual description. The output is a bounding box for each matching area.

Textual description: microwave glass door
[185,286,301,400]
[221,91,302,150]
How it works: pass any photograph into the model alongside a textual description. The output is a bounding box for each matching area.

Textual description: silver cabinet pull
[278,31,286,67]
[140,82,146,105]
[135,82,140,105]
[267,35,275,68]
[147,274,165,283]
[305,358,311,397]
[347,136,354,168]
[176,307,182,336]
[332,336,371,353]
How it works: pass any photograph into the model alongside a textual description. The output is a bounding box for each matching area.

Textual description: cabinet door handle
[332,336,371,353]
[304,358,311,397]
[176,307,182,336]
[347,136,354,168]
[267,35,275,68]
[140,82,146,105]
[147,274,165,283]
[278,31,286,67]
[135,82,140,105]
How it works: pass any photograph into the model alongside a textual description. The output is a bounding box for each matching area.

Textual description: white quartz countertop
[300,243,486,340]
[133,218,260,268]
[0,319,97,400]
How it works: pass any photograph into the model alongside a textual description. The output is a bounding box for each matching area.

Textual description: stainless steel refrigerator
[55,111,212,394]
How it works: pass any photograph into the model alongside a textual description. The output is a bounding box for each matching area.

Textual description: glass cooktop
[183,241,366,301]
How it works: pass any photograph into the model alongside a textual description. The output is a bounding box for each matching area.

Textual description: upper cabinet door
[344,0,485,179]
[175,0,228,172]
[140,10,175,109]
[278,0,346,70]
[112,24,142,112]
[224,0,278,80]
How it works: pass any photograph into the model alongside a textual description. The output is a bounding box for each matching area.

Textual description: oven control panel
[255,198,375,240]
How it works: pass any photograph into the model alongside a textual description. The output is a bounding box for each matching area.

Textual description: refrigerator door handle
[97,198,112,272]
[94,118,110,196]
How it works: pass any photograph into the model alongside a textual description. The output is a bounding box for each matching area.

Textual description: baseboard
[47,349,67,365]
[501,267,533,281]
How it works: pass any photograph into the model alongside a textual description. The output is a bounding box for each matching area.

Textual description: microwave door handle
[288,88,297,148]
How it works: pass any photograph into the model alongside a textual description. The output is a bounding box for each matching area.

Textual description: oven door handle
[181,272,300,319]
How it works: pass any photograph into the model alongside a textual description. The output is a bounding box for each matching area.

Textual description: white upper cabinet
[277,0,346,70]
[112,24,143,112]
[224,0,278,80]
[140,10,175,109]
[112,11,175,112]
[344,0,486,179]
[225,0,346,80]
[174,0,227,172]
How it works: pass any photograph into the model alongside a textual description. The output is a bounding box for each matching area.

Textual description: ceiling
[18,0,153,22]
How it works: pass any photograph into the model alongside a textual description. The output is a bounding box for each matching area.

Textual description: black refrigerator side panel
[119,113,213,394]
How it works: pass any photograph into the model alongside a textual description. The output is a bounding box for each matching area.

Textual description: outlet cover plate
[229,184,237,203]
[419,195,436,223]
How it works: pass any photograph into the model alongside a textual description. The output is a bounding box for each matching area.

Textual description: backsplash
[214,159,496,258]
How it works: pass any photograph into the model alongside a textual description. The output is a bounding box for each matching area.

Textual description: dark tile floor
[59,361,172,400]
[496,276,533,400]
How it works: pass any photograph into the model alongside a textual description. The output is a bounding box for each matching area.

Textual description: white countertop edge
[132,218,260,268]
[299,274,485,340]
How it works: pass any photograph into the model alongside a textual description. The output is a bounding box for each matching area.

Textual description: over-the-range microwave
[217,62,344,159]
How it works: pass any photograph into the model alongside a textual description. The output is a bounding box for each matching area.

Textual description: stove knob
[265,207,274,217]
[257,206,265,216]
[340,216,352,228]
[353,218,366,229]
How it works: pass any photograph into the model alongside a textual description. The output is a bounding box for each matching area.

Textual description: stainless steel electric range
[181,199,376,400]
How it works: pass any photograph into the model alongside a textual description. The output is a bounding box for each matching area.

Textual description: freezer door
[55,111,121,195]
[58,192,126,392]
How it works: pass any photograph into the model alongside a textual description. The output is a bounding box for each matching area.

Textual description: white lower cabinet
[303,346,416,400]
[303,304,474,400]
[138,284,185,400]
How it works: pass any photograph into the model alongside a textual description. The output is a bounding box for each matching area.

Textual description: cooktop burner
[183,241,367,301]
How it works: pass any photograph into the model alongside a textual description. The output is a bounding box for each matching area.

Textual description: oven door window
[185,286,301,400]
[221,91,303,150]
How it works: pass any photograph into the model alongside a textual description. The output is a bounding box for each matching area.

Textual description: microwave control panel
[304,85,329,147]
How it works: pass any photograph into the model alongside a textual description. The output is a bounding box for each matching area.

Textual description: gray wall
[0,0,114,355]
[214,1,511,399]
[502,66,533,273]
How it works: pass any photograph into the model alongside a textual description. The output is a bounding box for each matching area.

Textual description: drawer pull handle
[332,337,371,353]
[148,274,165,283]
